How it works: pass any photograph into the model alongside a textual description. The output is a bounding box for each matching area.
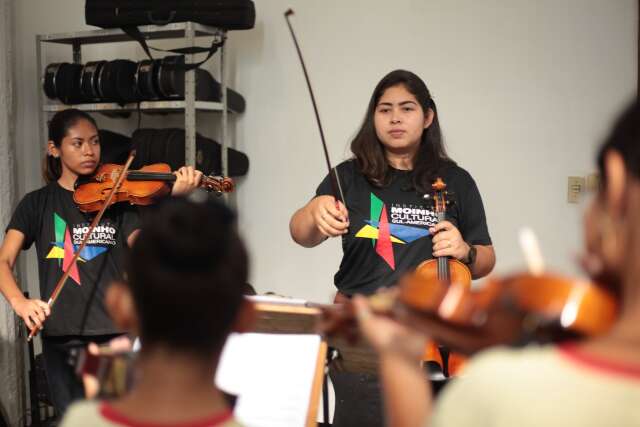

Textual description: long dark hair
[350,70,455,195]
[597,101,640,183]
[43,109,98,183]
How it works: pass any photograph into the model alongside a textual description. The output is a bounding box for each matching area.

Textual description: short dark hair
[350,69,455,195]
[127,194,249,357]
[597,101,640,183]
[44,109,98,183]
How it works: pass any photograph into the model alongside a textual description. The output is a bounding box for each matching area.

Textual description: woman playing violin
[289,70,495,427]
[0,109,201,417]
[353,101,640,427]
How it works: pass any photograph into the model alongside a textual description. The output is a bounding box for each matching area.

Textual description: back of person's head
[44,108,98,183]
[126,194,249,357]
[584,101,640,298]
[597,102,640,182]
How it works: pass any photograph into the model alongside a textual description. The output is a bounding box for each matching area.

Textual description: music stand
[247,298,330,426]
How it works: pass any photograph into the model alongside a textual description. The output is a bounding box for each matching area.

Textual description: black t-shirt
[6,182,139,336]
[316,160,492,296]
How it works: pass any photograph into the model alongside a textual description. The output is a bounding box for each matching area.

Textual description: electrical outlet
[586,173,600,192]
[567,176,585,203]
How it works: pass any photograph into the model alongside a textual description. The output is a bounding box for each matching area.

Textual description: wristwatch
[463,244,477,266]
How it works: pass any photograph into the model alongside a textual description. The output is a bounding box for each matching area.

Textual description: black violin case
[151,56,246,112]
[131,128,249,177]
[43,63,84,104]
[99,130,133,164]
[85,0,255,31]
[44,60,138,105]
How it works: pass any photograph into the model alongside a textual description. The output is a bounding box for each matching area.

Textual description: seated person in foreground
[61,193,253,427]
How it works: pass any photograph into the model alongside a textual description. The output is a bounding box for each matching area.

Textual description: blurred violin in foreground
[320,225,618,363]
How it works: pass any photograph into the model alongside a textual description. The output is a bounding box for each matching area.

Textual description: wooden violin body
[74,163,170,212]
[401,258,472,312]
[394,270,618,356]
[405,258,471,375]
[74,163,235,212]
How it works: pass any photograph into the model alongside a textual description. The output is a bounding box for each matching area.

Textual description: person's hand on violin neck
[170,166,203,196]
[429,221,469,261]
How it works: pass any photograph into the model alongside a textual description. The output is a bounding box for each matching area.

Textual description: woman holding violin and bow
[0,109,204,416]
[352,101,640,427]
[289,69,495,427]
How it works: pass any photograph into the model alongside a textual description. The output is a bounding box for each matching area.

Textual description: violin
[413,177,470,375]
[322,269,618,373]
[394,222,618,353]
[73,163,235,213]
[395,270,618,356]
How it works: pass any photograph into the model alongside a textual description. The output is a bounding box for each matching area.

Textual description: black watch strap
[464,244,477,266]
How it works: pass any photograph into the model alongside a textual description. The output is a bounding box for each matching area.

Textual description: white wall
[12,0,637,305]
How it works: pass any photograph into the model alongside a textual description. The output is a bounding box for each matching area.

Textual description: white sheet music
[246,294,309,306]
[215,333,322,427]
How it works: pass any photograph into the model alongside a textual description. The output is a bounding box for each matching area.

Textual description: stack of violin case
[45,0,255,107]
[43,56,245,112]
[99,129,249,178]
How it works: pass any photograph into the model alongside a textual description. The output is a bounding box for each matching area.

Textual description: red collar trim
[559,342,640,380]
[99,402,233,427]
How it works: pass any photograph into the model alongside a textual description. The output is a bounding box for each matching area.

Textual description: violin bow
[28,151,137,341]
[284,9,347,210]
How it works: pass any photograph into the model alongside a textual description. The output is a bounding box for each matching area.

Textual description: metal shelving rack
[36,22,234,176]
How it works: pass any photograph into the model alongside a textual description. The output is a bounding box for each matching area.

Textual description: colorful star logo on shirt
[45,213,108,286]
[355,194,430,270]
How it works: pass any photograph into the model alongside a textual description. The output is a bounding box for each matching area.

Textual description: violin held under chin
[73,163,234,213]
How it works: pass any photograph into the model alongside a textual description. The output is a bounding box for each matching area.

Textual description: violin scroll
[202,175,235,195]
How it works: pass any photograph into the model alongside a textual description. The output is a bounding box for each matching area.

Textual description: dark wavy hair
[43,109,98,183]
[126,195,248,357]
[597,101,640,183]
[350,70,455,194]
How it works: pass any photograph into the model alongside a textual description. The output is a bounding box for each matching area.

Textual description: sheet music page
[215,333,322,427]
[246,294,309,306]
